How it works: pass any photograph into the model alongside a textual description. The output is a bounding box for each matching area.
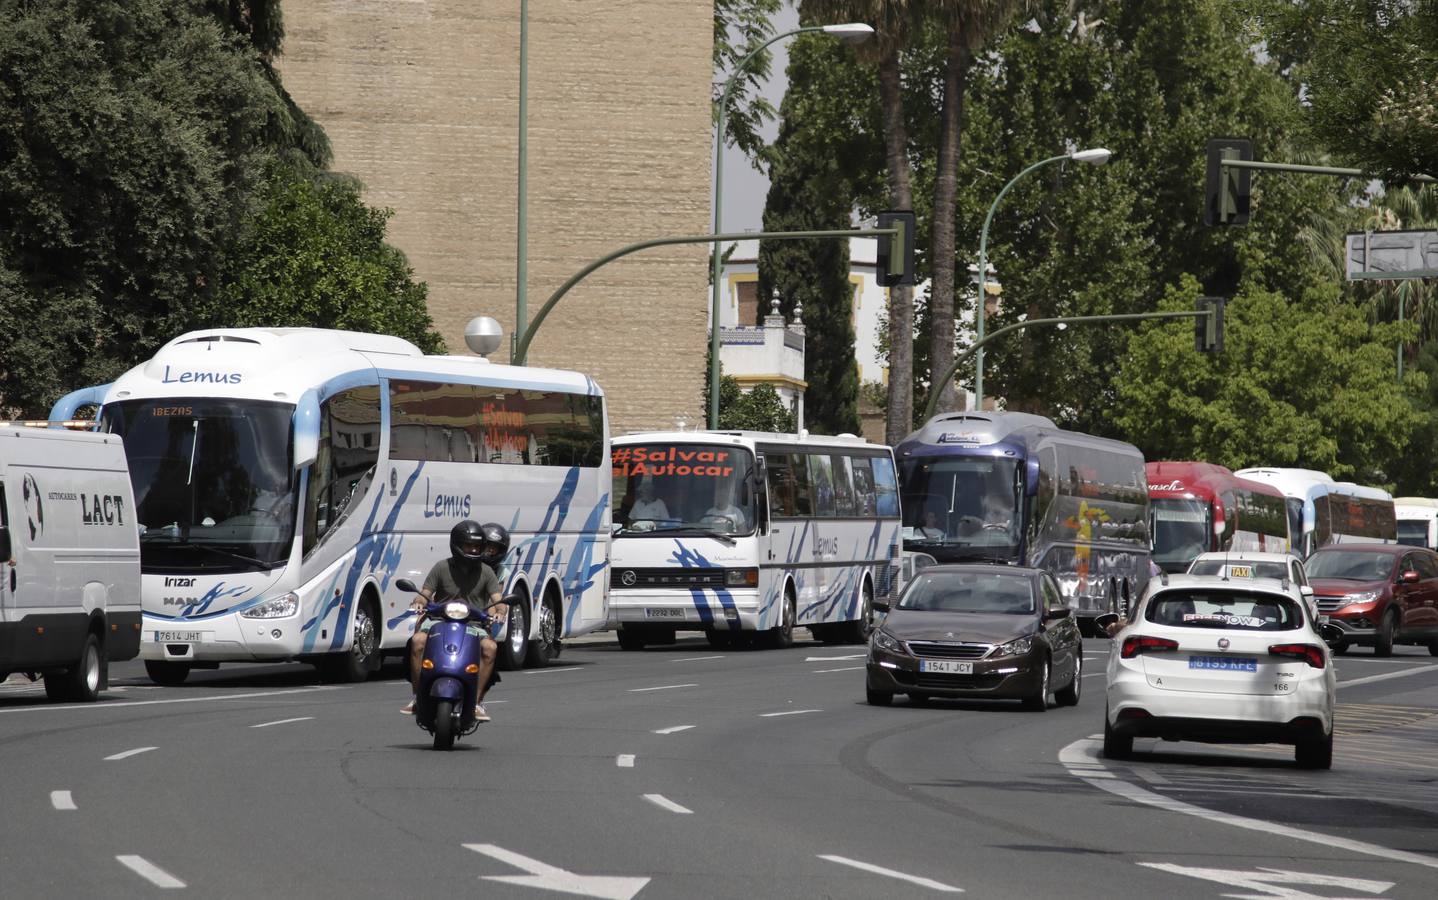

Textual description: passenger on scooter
[401,520,509,719]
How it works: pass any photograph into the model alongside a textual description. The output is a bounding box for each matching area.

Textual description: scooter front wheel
[432,698,456,751]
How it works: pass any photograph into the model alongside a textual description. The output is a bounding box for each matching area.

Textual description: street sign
[1345,229,1438,281]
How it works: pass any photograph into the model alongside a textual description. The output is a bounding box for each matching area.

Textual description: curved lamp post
[972,147,1112,410]
[709,22,873,429]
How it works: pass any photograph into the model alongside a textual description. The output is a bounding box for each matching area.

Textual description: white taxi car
[1104,574,1336,769]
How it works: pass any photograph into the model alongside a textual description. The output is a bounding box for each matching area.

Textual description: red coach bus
[1147,461,1291,573]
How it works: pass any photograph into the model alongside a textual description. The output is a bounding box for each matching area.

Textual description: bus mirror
[1025,457,1040,495]
[0,525,10,561]
[293,390,321,470]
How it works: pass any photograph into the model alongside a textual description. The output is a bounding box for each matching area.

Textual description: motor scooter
[395,578,509,750]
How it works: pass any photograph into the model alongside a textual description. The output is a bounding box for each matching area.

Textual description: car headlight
[240,592,298,619]
[994,636,1033,658]
[1342,590,1381,604]
[871,629,907,655]
[443,601,471,621]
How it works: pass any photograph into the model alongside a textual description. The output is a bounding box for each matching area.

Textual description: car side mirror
[1092,612,1120,635]
[1401,570,1420,584]
[1043,607,1072,620]
[1319,622,1345,649]
[1300,584,1314,598]
[872,600,890,614]
[395,578,419,594]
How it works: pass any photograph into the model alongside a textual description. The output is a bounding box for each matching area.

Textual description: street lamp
[708,22,874,429]
[972,147,1112,409]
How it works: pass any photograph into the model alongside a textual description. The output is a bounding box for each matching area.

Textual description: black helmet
[478,522,510,570]
[450,520,487,568]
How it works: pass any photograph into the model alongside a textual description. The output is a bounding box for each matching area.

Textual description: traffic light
[876,210,916,286]
[1195,296,1225,353]
[1204,138,1252,226]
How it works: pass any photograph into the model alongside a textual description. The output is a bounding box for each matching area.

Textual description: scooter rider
[401,520,509,719]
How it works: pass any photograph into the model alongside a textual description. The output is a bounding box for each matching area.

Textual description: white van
[0,425,141,701]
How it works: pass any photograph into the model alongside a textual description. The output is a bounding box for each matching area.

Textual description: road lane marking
[643,793,693,814]
[1060,737,1438,870]
[1131,766,1169,785]
[116,855,186,889]
[653,725,694,734]
[670,656,723,662]
[760,709,822,717]
[250,717,314,729]
[50,791,76,811]
[616,754,635,768]
[523,666,584,675]
[1338,665,1438,688]
[813,666,864,673]
[105,747,157,761]
[627,684,697,693]
[805,654,866,661]
[817,855,963,892]
[0,685,343,716]
[465,843,649,899]
[1139,863,1392,896]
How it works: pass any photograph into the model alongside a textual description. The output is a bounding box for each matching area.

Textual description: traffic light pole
[1221,158,1436,184]
[511,227,899,406]
[923,309,1212,423]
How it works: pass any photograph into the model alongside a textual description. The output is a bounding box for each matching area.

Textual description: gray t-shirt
[422,558,502,606]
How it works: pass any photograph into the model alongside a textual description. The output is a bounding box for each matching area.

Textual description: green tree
[214,165,443,352]
[714,0,783,165]
[1114,275,1423,484]
[718,378,797,432]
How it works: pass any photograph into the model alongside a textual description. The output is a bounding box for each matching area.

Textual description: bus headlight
[725,568,759,587]
[241,593,299,619]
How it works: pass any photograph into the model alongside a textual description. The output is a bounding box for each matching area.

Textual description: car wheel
[1375,609,1398,657]
[616,628,646,651]
[1102,713,1132,760]
[1054,652,1082,707]
[865,686,893,706]
[1023,657,1050,711]
[1295,730,1333,770]
[144,660,191,686]
[64,633,104,703]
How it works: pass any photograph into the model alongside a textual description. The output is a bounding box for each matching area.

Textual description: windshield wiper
[654,526,737,546]
[142,540,279,569]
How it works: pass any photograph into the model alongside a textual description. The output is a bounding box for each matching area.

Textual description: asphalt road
[4,634,1438,899]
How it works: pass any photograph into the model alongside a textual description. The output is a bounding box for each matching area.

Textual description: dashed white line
[105,747,158,761]
[616,754,635,768]
[627,683,697,693]
[760,709,822,718]
[250,717,314,729]
[643,793,693,814]
[670,655,723,662]
[653,725,695,734]
[1337,665,1438,688]
[50,791,76,811]
[116,855,186,889]
[813,666,865,673]
[805,654,866,661]
[523,666,584,675]
[0,685,342,716]
[818,855,963,892]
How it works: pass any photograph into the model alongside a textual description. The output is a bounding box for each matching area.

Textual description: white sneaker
[400,697,416,715]
[473,703,491,723]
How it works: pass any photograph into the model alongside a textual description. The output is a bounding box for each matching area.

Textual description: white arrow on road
[465,844,649,900]
[1140,862,1394,899]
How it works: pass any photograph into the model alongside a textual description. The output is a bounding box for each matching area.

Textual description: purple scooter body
[415,601,491,751]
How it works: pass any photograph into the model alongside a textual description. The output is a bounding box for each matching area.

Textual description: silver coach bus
[895,412,1152,632]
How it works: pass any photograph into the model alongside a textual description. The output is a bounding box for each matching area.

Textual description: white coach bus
[1235,467,1395,558]
[50,327,610,684]
[608,430,902,650]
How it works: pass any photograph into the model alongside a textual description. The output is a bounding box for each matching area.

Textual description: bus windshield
[1397,519,1430,548]
[612,443,757,536]
[1151,498,1211,572]
[898,455,1021,562]
[101,399,296,573]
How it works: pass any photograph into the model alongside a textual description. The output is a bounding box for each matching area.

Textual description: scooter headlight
[443,601,470,621]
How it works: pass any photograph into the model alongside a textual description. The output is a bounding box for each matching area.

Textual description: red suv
[1306,543,1438,656]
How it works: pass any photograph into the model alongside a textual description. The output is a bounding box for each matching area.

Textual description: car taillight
[1268,643,1325,668]
[1120,635,1179,659]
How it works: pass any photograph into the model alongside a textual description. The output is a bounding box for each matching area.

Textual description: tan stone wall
[278,0,713,433]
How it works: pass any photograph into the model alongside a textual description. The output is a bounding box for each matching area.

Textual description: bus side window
[809,455,836,517]
[831,455,855,517]
[789,453,813,516]
[871,456,899,518]
[765,455,796,516]
[305,386,381,555]
[851,457,877,516]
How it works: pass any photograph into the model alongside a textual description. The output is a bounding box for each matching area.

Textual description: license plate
[644,608,685,620]
[154,630,202,642]
[919,659,973,674]
[1188,655,1257,672]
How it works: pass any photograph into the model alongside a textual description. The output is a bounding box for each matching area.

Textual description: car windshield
[611,443,757,536]
[898,455,1021,562]
[1151,498,1211,572]
[1188,559,1289,580]
[100,399,296,573]
[898,571,1035,614]
[1304,550,1394,581]
[1145,590,1301,630]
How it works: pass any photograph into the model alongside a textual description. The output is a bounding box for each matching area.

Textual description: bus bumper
[139,612,310,662]
[608,588,761,631]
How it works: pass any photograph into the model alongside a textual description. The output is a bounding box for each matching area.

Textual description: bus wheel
[761,593,796,650]
[497,596,530,670]
[525,590,562,668]
[843,582,875,644]
[323,598,380,683]
[145,660,191,687]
